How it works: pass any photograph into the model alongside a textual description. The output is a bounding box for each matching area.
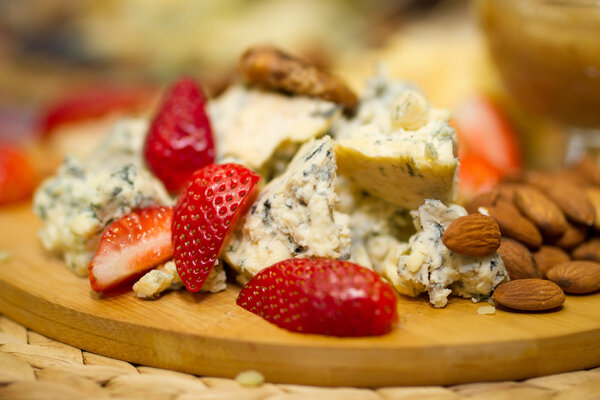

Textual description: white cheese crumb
[235,370,264,387]
[478,207,490,216]
[0,250,12,263]
[391,90,430,131]
[478,305,496,315]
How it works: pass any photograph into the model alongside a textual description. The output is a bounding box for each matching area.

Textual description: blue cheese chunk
[33,119,173,276]
[388,200,509,308]
[209,85,340,178]
[133,261,226,299]
[224,136,351,282]
[334,72,458,210]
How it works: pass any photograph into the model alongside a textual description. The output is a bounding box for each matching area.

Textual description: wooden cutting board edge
[2,273,599,387]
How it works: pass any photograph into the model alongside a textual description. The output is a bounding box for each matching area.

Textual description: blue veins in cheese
[208,85,340,179]
[333,71,458,210]
[33,119,173,276]
[223,135,351,283]
[385,199,509,308]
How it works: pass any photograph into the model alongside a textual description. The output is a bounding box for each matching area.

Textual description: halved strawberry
[237,258,398,337]
[41,85,156,136]
[89,206,174,293]
[172,163,261,292]
[144,78,215,194]
[0,143,37,206]
[453,96,522,174]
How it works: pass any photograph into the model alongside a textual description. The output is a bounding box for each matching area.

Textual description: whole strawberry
[144,77,215,193]
[89,206,174,293]
[237,258,398,337]
[172,163,261,292]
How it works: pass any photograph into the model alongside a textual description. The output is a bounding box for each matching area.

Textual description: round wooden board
[1,204,599,387]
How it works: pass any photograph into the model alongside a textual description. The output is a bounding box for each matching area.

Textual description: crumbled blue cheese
[334,71,458,210]
[335,177,413,273]
[133,260,226,299]
[223,136,351,282]
[209,85,340,179]
[33,119,173,276]
[386,200,508,308]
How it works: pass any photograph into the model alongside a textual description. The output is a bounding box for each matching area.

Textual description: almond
[548,221,589,250]
[572,156,600,186]
[546,260,600,294]
[585,188,600,231]
[485,200,542,249]
[442,214,501,257]
[496,182,521,203]
[465,189,498,214]
[539,182,595,226]
[533,246,571,278]
[572,238,600,263]
[492,279,565,311]
[514,185,567,236]
[497,238,540,280]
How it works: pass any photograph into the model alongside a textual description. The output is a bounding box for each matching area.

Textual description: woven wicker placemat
[1,313,599,400]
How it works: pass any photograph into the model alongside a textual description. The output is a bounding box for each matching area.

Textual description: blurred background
[1,0,597,204]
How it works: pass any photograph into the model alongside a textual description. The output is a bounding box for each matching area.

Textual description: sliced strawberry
[453,96,522,174]
[237,258,398,337]
[41,85,156,135]
[89,206,174,293]
[0,143,37,206]
[172,163,261,292]
[458,152,503,198]
[144,78,215,193]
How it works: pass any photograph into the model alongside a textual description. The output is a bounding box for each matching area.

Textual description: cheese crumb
[235,370,265,387]
[0,250,11,263]
[478,305,496,315]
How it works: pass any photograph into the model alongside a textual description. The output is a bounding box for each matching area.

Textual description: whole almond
[585,188,600,230]
[485,200,542,249]
[497,238,540,280]
[497,182,521,203]
[492,279,565,311]
[541,182,595,226]
[533,246,571,278]
[546,260,600,294]
[572,238,600,263]
[442,214,501,257]
[572,156,600,186]
[514,185,567,236]
[465,189,499,214]
[548,221,589,250]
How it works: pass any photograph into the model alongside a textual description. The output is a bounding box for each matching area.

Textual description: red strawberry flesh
[89,206,174,292]
[172,163,261,292]
[236,258,398,337]
[144,77,215,193]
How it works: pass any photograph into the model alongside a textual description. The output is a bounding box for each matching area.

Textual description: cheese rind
[33,119,173,276]
[390,200,508,308]
[334,73,458,209]
[223,136,351,282]
[209,85,340,178]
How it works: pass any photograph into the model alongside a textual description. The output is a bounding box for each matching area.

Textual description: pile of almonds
[449,157,600,311]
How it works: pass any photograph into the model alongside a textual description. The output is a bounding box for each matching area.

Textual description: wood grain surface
[1,204,599,387]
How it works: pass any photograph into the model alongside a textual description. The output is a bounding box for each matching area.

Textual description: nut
[547,221,589,250]
[538,181,595,226]
[546,260,600,294]
[238,45,358,111]
[497,238,540,280]
[442,214,501,257]
[465,189,498,214]
[485,199,542,249]
[571,238,600,263]
[533,246,571,278]
[585,188,600,231]
[514,185,567,236]
[572,156,600,186]
[492,279,565,311]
